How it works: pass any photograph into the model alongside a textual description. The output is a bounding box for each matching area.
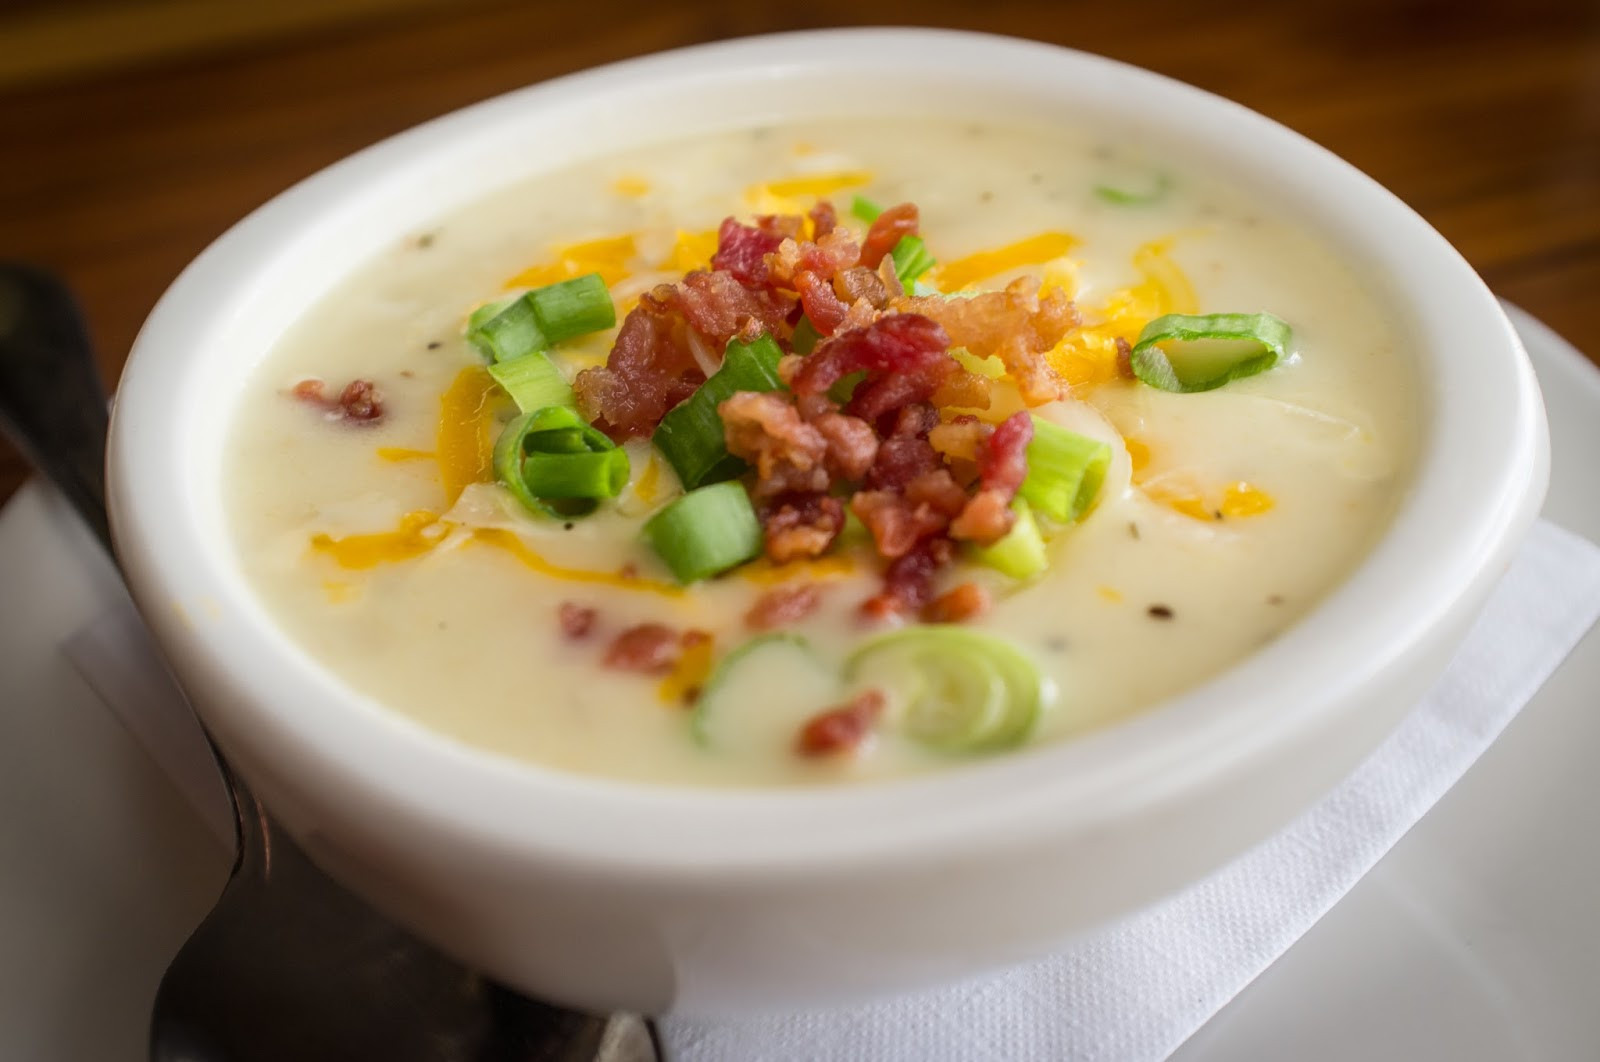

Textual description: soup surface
[226,116,1417,786]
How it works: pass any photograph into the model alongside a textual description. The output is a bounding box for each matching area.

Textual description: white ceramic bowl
[107,28,1547,1015]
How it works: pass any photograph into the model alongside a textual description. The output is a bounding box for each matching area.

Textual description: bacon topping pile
[572,198,1077,616]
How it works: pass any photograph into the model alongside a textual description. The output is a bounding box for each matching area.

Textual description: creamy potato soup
[226,117,1417,786]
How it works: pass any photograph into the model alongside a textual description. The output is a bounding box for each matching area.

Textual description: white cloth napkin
[64,520,1600,1062]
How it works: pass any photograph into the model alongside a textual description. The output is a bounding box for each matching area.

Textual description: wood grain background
[2,0,1596,506]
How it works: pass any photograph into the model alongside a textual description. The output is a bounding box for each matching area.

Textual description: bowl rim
[107,27,1546,879]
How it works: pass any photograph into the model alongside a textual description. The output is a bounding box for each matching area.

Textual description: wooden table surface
[2,0,1596,507]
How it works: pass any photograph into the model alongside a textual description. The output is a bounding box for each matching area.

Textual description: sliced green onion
[1019,416,1112,524]
[467,273,616,363]
[970,500,1048,579]
[494,406,626,518]
[791,315,822,355]
[529,273,616,345]
[827,369,866,405]
[889,235,936,293]
[520,450,628,499]
[488,350,574,412]
[469,296,548,363]
[690,633,813,747]
[652,333,785,490]
[643,480,764,583]
[1130,312,1291,393]
[1094,173,1171,206]
[851,194,883,223]
[845,626,1048,753]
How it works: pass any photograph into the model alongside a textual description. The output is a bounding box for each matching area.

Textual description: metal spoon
[0,263,664,1062]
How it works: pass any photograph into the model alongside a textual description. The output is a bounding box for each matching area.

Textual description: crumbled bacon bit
[787,315,953,420]
[894,277,1078,404]
[865,431,940,491]
[862,537,955,619]
[603,623,685,675]
[834,265,891,308]
[557,602,597,639]
[905,468,969,518]
[796,689,886,757]
[949,489,1015,543]
[806,407,879,481]
[927,417,993,463]
[851,489,942,558]
[808,200,838,240]
[657,271,793,348]
[574,303,703,437]
[924,582,991,623]
[292,379,325,402]
[794,268,851,335]
[712,216,796,287]
[930,369,992,411]
[336,379,384,422]
[762,493,845,562]
[291,377,384,424]
[1115,336,1137,380]
[720,391,829,498]
[859,203,918,269]
[950,411,1033,544]
[745,583,824,630]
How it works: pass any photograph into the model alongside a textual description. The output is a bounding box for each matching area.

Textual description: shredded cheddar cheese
[471,528,684,596]
[611,175,651,198]
[435,365,498,507]
[1221,481,1275,517]
[311,510,445,569]
[660,228,719,274]
[754,170,873,200]
[740,555,858,585]
[507,233,637,289]
[376,446,435,463]
[658,635,716,704]
[928,232,1079,292]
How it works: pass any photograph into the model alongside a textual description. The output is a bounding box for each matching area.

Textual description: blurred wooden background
[2,0,1597,506]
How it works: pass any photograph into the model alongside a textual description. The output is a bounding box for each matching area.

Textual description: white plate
[1,303,1594,1061]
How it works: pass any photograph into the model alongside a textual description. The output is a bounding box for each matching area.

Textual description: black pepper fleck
[563,522,575,531]
[1147,604,1174,620]
[426,340,442,350]
[1128,521,1141,540]
[1267,594,1285,606]
[1213,509,1225,521]
[979,190,994,203]
[1044,636,1068,652]
[417,233,436,249]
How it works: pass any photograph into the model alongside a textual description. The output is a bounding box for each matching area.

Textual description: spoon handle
[0,262,112,548]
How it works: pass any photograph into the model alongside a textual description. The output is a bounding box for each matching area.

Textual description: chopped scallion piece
[889,235,937,293]
[529,273,617,345]
[493,405,626,518]
[827,369,866,405]
[487,350,574,412]
[469,296,547,363]
[850,195,883,223]
[845,626,1049,752]
[466,273,616,363]
[791,315,822,355]
[1019,416,1112,524]
[970,500,1048,579]
[690,633,814,747]
[652,334,785,490]
[1094,173,1171,206]
[521,449,628,499]
[1130,312,1291,393]
[643,480,764,583]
